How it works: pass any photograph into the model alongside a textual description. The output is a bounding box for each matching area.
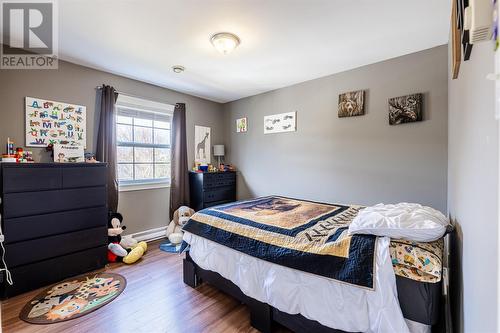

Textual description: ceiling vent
[464,0,493,44]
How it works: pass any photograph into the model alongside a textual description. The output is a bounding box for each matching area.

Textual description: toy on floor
[107,212,147,264]
[166,206,195,245]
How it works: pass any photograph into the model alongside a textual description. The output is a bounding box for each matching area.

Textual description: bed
[182,196,447,333]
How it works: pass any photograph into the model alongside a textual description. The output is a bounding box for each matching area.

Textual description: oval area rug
[19,272,126,324]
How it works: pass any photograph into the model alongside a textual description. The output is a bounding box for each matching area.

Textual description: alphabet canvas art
[338,90,365,117]
[194,125,211,164]
[388,93,423,125]
[25,97,86,147]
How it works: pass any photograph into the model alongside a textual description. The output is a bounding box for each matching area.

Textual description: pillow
[348,203,449,242]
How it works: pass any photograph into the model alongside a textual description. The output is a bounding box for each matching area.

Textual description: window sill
[119,182,170,192]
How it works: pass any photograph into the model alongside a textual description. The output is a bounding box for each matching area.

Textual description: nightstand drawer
[190,171,236,211]
[204,187,235,203]
[203,173,236,189]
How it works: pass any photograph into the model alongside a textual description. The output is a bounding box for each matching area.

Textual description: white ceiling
[56,0,450,103]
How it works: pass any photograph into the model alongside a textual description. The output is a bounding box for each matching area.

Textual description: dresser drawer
[2,167,62,193]
[3,187,106,218]
[204,187,235,203]
[3,207,107,244]
[2,245,107,298]
[62,166,107,188]
[203,172,236,189]
[5,226,107,267]
[203,199,233,209]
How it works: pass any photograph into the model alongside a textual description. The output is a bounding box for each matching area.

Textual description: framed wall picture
[53,144,85,163]
[264,112,296,134]
[236,117,248,133]
[338,90,365,117]
[388,93,423,125]
[25,97,86,147]
[194,125,211,164]
[455,0,473,61]
[451,0,461,79]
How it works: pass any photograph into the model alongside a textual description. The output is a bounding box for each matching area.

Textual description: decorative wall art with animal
[263,111,296,134]
[25,97,86,148]
[388,93,423,125]
[236,117,248,133]
[338,90,365,117]
[194,125,211,164]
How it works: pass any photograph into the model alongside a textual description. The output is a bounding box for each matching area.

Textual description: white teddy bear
[166,206,195,244]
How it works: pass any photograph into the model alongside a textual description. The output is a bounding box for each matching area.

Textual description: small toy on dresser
[166,206,195,245]
[1,138,33,163]
[107,212,147,264]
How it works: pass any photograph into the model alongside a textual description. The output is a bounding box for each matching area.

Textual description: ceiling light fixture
[172,65,185,73]
[210,32,240,55]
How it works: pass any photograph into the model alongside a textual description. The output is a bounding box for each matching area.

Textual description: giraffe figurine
[196,132,209,160]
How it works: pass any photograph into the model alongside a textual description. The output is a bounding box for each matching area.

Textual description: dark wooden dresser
[0,163,108,298]
[189,171,236,211]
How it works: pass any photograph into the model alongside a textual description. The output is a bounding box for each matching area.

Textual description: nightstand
[189,171,236,211]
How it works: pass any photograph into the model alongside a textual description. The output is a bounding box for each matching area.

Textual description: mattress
[184,232,414,333]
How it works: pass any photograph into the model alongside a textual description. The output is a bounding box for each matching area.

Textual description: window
[115,95,174,190]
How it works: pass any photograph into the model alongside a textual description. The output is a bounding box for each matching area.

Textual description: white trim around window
[119,181,170,192]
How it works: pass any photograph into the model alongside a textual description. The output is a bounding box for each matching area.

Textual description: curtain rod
[95,86,176,106]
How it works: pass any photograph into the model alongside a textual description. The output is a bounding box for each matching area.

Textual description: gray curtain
[96,85,119,213]
[170,103,189,219]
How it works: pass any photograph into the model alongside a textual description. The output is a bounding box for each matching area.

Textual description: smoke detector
[172,65,185,73]
[464,0,493,44]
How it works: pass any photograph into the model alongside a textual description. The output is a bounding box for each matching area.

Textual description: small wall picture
[338,90,365,118]
[264,111,296,134]
[195,125,211,164]
[388,93,423,125]
[236,117,248,133]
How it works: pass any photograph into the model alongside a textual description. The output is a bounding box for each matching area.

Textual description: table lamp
[213,145,225,166]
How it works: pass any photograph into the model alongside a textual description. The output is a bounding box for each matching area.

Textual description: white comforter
[184,232,413,333]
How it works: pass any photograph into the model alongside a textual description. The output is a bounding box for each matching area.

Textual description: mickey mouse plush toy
[107,212,147,264]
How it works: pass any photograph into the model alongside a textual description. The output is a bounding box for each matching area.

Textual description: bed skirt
[183,251,446,333]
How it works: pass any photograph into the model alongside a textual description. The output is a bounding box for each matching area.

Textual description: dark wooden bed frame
[183,251,450,333]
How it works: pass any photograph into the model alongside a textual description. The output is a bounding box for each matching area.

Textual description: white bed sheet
[184,232,414,333]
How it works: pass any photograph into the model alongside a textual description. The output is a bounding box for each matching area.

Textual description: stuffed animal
[166,206,195,244]
[107,212,147,264]
[120,235,138,249]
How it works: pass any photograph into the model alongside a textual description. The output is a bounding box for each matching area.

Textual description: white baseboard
[127,226,167,242]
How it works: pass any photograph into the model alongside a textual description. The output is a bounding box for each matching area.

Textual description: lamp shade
[213,145,225,156]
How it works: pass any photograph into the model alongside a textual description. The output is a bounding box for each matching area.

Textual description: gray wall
[448,42,498,333]
[224,45,448,213]
[0,60,225,235]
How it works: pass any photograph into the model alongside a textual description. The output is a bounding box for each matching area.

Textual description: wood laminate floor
[1,239,290,333]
